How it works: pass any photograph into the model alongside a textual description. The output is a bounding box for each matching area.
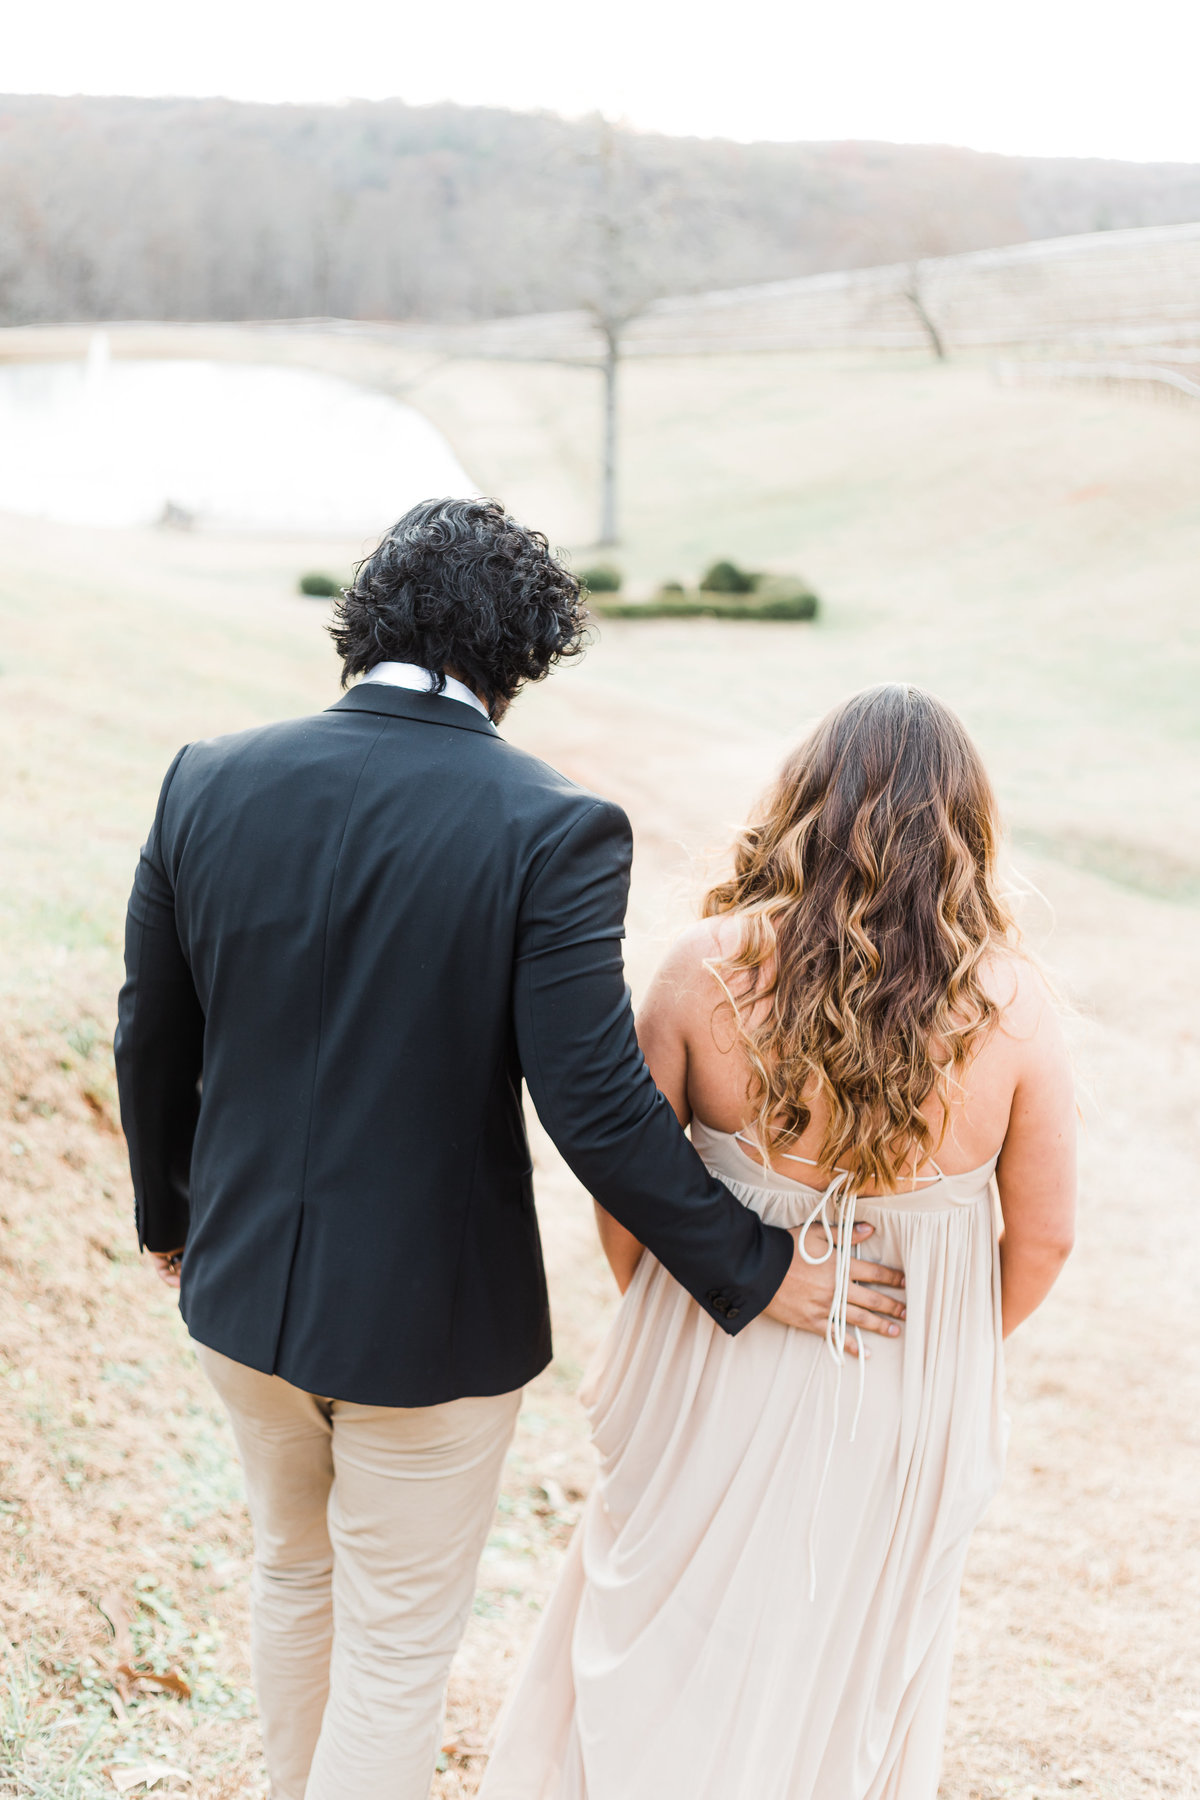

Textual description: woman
[479,684,1076,1800]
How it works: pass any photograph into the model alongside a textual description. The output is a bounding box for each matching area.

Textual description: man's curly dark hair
[329,496,589,718]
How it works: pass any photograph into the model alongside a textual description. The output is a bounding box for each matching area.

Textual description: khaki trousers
[195,1343,521,1800]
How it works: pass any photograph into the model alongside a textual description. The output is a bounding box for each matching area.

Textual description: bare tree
[862,188,957,360]
[859,162,1023,361]
[589,126,631,546]
[571,118,692,545]
[901,256,948,361]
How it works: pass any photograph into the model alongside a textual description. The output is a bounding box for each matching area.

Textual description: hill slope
[1,339,1198,1795]
[4,94,1200,324]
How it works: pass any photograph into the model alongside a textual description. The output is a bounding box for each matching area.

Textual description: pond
[0,338,477,534]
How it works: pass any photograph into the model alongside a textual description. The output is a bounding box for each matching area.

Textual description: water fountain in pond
[84,330,111,388]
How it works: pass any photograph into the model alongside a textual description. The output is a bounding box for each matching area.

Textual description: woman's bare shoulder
[979,950,1066,1061]
[642,915,754,1040]
[652,914,744,984]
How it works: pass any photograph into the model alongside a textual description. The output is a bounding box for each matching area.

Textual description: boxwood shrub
[579,564,623,593]
[699,559,758,594]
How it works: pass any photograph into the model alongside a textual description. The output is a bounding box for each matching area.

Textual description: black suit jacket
[115,682,793,1404]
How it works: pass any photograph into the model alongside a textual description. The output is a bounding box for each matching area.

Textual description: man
[115,496,904,1800]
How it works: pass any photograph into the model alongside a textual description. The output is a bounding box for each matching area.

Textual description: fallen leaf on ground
[116,1662,192,1700]
[537,1477,567,1512]
[103,1764,192,1793]
[96,1589,192,1700]
[83,1088,119,1132]
[442,1730,487,1758]
[96,1591,135,1663]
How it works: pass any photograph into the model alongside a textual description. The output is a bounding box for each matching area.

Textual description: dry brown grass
[2,339,1199,1796]
[0,1004,602,1799]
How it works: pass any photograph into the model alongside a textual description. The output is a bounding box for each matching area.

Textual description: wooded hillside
[2,93,1200,325]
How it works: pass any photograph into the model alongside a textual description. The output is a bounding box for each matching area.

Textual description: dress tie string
[796,1168,866,1600]
[728,1129,972,1600]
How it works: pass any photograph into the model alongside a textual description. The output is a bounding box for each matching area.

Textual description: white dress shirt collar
[360,660,489,720]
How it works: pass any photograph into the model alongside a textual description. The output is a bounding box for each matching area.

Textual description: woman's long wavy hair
[703,684,1019,1188]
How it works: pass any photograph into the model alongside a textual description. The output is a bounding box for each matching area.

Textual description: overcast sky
[6,0,1199,164]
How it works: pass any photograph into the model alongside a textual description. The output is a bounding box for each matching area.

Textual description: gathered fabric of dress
[477,1121,1007,1800]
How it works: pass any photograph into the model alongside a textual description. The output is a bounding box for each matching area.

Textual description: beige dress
[478,1121,1007,1800]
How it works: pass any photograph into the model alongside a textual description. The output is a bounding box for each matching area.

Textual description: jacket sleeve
[513,797,793,1333]
[114,748,205,1252]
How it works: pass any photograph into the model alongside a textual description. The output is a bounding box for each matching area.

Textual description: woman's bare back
[635,911,1075,1336]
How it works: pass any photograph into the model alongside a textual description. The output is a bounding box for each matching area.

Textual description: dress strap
[735,1127,945,1187]
[734,1129,846,1176]
[896,1153,945,1186]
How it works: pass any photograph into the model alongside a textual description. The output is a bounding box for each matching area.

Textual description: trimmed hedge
[595,577,818,622]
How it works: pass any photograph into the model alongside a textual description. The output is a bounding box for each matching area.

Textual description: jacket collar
[327,683,500,738]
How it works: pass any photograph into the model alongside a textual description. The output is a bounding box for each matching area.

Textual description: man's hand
[149,1247,185,1291]
[763,1221,905,1353]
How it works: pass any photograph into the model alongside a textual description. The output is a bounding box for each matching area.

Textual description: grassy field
[1,340,1198,1798]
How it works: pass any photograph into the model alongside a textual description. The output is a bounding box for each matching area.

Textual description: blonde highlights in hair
[703,684,1019,1188]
